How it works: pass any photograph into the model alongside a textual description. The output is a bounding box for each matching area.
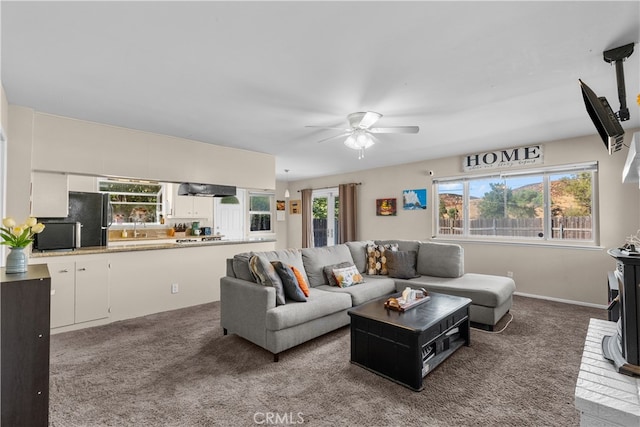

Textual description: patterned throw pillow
[332,265,364,288]
[323,262,353,286]
[366,243,399,275]
[249,255,286,305]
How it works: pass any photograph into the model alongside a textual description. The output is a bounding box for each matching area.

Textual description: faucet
[133,219,141,238]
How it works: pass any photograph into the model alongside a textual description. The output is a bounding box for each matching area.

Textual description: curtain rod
[297,182,361,192]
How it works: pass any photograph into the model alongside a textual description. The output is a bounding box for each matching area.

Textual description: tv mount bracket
[603,42,634,122]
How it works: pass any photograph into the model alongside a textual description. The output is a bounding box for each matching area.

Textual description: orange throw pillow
[290,265,310,297]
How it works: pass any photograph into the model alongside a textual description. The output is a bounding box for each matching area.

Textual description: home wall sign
[462,145,544,172]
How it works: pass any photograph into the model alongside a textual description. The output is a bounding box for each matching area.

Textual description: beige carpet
[49,295,605,426]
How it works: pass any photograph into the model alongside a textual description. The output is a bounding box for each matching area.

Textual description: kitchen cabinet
[1,265,51,426]
[31,171,69,217]
[49,259,109,328]
[168,184,213,219]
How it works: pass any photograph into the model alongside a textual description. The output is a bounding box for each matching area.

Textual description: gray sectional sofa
[221,240,515,361]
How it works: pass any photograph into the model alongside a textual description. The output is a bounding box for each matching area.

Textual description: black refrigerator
[66,191,110,247]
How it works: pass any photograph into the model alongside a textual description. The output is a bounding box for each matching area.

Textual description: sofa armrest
[220,276,276,348]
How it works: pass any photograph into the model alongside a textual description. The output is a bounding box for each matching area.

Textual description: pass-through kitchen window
[98,178,165,224]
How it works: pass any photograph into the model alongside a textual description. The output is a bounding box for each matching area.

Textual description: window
[249,192,274,233]
[98,178,165,224]
[434,163,597,244]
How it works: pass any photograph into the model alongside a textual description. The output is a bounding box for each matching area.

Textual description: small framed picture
[290,199,301,214]
[276,200,285,211]
[403,189,427,210]
[376,198,397,216]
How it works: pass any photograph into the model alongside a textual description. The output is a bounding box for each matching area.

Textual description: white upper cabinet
[167,183,213,219]
[31,171,69,218]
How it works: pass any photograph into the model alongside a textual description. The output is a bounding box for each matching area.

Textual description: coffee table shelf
[348,292,471,391]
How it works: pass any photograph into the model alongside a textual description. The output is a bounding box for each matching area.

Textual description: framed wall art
[403,189,427,210]
[376,198,397,216]
[290,199,301,214]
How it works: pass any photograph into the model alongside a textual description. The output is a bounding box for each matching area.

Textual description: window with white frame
[248,192,274,233]
[434,162,597,244]
[98,178,165,224]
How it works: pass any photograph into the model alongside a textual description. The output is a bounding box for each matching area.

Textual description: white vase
[6,247,28,274]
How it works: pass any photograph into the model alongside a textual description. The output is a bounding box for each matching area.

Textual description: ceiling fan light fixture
[344,130,374,159]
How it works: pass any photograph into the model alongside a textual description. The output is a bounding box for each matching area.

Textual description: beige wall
[6,106,276,222]
[282,131,640,306]
[1,84,7,139]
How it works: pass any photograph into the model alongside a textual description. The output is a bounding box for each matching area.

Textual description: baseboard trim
[514,291,607,310]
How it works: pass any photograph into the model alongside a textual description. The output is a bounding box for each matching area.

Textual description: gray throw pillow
[323,262,353,286]
[249,255,286,305]
[232,253,256,282]
[386,250,419,279]
[272,261,307,302]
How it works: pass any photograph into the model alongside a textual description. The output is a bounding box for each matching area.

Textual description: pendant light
[284,169,290,198]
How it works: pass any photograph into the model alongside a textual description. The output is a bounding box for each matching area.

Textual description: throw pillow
[386,250,420,279]
[290,265,310,297]
[249,255,286,305]
[323,261,354,286]
[332,265,364,288]
[272,262,307,302]
[366,243,399,275]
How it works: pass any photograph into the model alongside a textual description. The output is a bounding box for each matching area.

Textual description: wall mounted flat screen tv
[579,79,625,154]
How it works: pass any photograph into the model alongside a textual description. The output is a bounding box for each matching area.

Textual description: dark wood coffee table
[348,292,471,391]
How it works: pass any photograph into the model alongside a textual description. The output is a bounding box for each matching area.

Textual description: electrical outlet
[507,271,514,278]
[171,283,179,294]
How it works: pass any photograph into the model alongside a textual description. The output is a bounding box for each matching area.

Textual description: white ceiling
[2,1,639,181]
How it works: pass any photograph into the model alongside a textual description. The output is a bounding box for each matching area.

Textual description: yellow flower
[637,93,640,106]
[31,223,45,233]
[0,216,43,248]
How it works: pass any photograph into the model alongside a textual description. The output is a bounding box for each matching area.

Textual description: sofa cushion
[323,261,353,286]
[272,262,307,302]
[401,273,515,308]
[332,265,364,288]
[416,241,464,278]
[251,249,309,285]
[302,245,355,287]
[366,243,398,275]
[386,250,419,279]
[249,255,286,305]
[316,276,396,306]
[290,266,310,297]
[345,240,375,273]
[265,287,352,331]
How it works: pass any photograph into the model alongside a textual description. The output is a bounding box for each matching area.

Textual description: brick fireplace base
[575,318,640,426]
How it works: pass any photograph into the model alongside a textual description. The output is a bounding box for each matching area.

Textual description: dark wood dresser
[1,264,51,426]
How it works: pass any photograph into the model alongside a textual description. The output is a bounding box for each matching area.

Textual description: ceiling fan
[306,111,419,159]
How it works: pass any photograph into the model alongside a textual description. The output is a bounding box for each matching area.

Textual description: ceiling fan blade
[305,126,350,131]
[369,126,419,134]
[350,111,382,129]
[316,132,351,143]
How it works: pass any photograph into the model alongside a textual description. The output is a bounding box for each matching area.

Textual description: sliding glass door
[312,188,339,247]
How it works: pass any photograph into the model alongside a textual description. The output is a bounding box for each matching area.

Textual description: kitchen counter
[30,237,276,258]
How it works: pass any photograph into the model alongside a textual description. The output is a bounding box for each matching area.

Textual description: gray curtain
[338,183,358,243]
[301,188,313,248]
